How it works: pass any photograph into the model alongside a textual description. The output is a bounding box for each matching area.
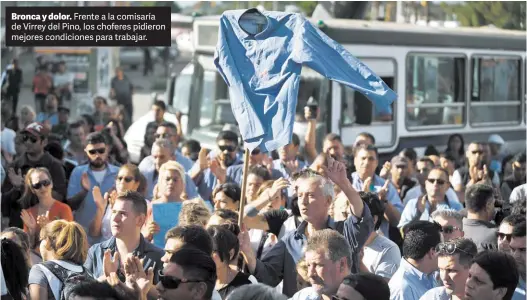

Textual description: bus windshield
[172,73,192,114]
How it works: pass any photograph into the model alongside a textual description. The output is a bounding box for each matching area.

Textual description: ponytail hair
[1,238,29,300]
[40,220,88,265]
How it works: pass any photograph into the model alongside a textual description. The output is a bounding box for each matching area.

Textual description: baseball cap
[22,122,50,138]
[391,156,409,168]
[488,134,505,145]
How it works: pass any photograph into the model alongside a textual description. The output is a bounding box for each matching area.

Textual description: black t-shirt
[217,272,252,299]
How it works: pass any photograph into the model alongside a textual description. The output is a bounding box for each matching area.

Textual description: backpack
[40,261,96,300]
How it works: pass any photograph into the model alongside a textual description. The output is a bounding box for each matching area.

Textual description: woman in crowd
[212,183,241,212]
[1,227,41,266]
[207,225,252,299]
[19,168,73,247]
[28,220,90,300]
[444,133,466,169]
[89,163,143,241]
[1,238,29,300]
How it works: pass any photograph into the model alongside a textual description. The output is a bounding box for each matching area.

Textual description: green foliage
[440,1,526,30]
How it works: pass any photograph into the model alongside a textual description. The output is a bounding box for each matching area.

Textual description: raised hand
[8,168,23,188]
[20,210,37,232]
[210,157,227,183]
[93,186,107,211]
[36,211,50,228]
[378,180,390,202]
[103,249,121,278]
[268,177,290,199]
[283,160,300,175]
[322,158,348,187]
[197,148,209,171]
[144,221,160,241]
[379,161,392,180]
[81,172,91,191]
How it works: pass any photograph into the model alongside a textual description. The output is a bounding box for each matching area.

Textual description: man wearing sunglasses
[420,238,477,300]
[496,214,525,253]
[453,142,500,203]
[193,130,243,201]
[509,219,526,300]
[157,247,217,300]
[398,167,463,229]
[67,132,119,244]
[7,122,67,200]
[431,209,465,242]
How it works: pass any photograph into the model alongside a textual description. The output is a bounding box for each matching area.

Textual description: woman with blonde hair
[178,198,212,228]
[89,163,144,241]
[28,220,91,300]
[19,168,73,248]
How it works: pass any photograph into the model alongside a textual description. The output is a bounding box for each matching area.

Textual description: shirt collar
[102,234,149,257]
[293,217,335,240]
[400,258,431,281]
[236,8,272,39]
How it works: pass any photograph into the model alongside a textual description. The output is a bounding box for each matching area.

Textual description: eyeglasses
[219,145,236,152]
[441,225,461,234]
[117,176,134,183]
[23,135,38,143]
[497,232,513,242]
[427,178,447,185]
[158,270,203,289]
[435,242,474,257]
[87,148,106,155]
[155,133,171,139]
[32,179,51,190]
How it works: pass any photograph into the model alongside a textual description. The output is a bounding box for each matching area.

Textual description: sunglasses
[435,242,474,257]
[88,148,106,155]
[23,135,39,143]
[158,270,203,289]
[155,133,171,139]
[219,145,236,152]
[498,232,513,242]
[32,179,51,190]
[117,176,134,183]
[441,225,461,234]
[427,178,447,185]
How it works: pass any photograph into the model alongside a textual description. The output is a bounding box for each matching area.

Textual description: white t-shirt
[92,169,107,185]
[1,127,16,155]
[363,234,401,280]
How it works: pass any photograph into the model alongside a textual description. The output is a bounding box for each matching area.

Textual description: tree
[441,1,526,30]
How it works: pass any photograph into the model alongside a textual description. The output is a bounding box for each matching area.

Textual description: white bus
[165,16,526,160]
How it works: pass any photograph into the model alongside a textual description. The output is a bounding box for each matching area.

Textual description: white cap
[488,134,505,145]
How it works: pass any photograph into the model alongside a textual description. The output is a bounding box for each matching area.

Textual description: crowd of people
[1,77,526,300]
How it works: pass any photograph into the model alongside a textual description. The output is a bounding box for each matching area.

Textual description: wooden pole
[238,149,251,227]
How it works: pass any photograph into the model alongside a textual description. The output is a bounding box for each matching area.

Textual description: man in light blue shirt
[351,144,403,237]
[67,132,119,245]
[138,138,198,200]
[398,167,463,229]
[214,8,396,153]
[193,131,243,201]
[389,220,441,300]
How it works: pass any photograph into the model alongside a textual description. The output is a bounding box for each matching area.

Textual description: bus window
[341,76,395,126]
[470,56,522,125]
[296,68,330,122]
[406,54,466,128]
[172,73,192,114]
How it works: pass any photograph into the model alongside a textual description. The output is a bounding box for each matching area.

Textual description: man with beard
[193,131,243,201]
[67,131,119,244]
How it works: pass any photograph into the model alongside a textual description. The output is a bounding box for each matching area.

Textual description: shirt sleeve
[253,239,287,288]
[375,246,401,279]
[295,19,396,115]
[452,170,462,187]
[67,166,83,199]
[263,209,290,236]
[84,245,97,276]
[28,265,49,286]
[344,200,374,253]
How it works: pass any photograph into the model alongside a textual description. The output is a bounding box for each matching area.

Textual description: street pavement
[2,49,187,123]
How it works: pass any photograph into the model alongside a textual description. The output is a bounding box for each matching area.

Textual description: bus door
[332,58,397,149]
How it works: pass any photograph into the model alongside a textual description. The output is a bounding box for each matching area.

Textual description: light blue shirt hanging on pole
[214,8,397,153]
